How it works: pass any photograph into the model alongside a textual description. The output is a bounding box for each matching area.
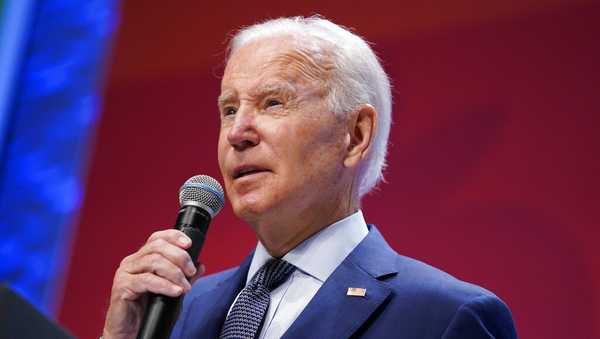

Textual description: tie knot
[251,258,295,291]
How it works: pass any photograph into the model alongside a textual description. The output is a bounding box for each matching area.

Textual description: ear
[344,104,376,168]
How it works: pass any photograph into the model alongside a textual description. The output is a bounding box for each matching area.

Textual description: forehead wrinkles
[272,47,334,92]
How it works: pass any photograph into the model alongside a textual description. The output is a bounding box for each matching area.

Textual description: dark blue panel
[0,0,119,315]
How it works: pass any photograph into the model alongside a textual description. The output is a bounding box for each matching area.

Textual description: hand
[102,230,205,339]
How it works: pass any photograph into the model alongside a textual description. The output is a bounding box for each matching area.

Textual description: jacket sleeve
[168,293,193,339]
[441,295,518,339]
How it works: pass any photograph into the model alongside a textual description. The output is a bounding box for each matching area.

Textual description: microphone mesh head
[179,175,225,217]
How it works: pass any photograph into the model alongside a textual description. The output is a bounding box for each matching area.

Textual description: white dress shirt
[226,210,369,339]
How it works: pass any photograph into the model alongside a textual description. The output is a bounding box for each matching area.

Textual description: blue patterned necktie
[220,258,296,339]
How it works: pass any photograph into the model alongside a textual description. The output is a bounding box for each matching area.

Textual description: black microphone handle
[136,205,212,339]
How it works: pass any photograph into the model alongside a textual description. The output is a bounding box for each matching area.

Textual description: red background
[59,1,600,338]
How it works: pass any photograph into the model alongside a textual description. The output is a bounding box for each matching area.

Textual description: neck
[255,198,359,258]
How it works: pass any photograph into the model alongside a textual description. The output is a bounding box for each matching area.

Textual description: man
[102,17,518,339]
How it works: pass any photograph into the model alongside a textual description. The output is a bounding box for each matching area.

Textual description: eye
[222,106,237,116]
[265,99,282,108]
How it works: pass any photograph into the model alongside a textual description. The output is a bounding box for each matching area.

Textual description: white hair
[227,16,392,198]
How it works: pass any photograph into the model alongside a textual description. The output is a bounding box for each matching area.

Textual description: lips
[233,165,270,179]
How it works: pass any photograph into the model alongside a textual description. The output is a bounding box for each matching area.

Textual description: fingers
[119,272,187,300]
[125,252,192,291]
[105,229,207,338]
[124,239,197,277]
[113,229,200,301]
[123,230,197,276]
[147,229,192,248]
[145,230,197,276]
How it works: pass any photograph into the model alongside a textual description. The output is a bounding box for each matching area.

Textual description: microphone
[137,175,225,339]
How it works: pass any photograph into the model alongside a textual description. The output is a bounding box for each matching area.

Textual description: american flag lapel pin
[347,287,367,297]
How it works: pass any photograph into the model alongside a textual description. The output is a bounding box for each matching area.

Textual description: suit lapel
[282,226,398,339]
[180,254,252,339]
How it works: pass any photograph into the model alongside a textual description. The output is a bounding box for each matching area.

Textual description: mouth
[233,165,270,179]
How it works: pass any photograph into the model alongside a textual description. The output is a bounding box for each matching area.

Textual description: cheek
[299,121,345,159]
[284,124,346,185]
[217,131,228,170]
[217,131,236,199]
[264,122,289,161]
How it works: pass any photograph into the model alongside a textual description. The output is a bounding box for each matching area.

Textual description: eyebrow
[217,82,297,109]
[217,89,236,109]
[249,82,296,100]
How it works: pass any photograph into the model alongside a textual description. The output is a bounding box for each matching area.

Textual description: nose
[227,107,259,151]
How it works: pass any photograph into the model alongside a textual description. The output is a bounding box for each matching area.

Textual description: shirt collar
[246,210,368,284]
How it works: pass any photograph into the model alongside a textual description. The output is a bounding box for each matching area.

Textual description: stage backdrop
[59,1,600,338]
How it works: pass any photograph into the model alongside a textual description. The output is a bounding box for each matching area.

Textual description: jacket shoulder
[376,253,516,338]
[391,254,497,302]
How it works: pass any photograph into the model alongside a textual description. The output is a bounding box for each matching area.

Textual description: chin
[230,194,270,225]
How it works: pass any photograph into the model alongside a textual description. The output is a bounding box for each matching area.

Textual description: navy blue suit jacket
[170,226,518,338]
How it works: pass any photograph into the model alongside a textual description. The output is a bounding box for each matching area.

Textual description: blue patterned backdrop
[0,0,119,315]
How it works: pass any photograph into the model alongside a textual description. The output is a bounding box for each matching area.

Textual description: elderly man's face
[217,36,354,249]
